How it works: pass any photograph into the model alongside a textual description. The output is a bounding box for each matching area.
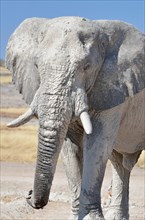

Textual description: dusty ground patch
[0,162,145,220]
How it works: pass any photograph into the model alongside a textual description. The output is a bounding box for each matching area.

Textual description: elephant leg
[105,150,130,220]
[78,107,122,220]
[61,138,83,220]
[105,150,141,220]
[79,146,108,220]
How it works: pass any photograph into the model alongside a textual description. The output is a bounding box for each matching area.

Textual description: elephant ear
[89,20,145,111]
[6,18,48,104]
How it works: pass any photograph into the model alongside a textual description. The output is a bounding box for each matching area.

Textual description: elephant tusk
[80,111,93,134]
[7,108,34,127]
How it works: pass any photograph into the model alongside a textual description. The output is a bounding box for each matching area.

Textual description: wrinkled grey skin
[6,17,145,220]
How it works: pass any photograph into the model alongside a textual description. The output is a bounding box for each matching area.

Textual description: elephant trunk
[26,86,92,208]
[32,124,65,208]
[27,94,72,208]
[7,82,92,208]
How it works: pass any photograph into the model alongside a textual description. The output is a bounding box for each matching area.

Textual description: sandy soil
[1,161,145,220]
[0,72,145,220]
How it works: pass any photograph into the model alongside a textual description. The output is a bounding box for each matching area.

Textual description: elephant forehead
[42,17,96,42]
[38,20,99,64]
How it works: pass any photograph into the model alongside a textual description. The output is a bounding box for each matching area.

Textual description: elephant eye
[13,56,17,68]
[84,63,91,71]
[100,34,109,49]
[101,41,105,48]
[34,63,38,69]
[79,34,86,45]
[79,33,90,46]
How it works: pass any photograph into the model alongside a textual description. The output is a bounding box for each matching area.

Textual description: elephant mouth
[7,106,92,135]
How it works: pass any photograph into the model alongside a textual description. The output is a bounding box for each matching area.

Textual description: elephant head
[6,17,108,208]
[6,17,144,209]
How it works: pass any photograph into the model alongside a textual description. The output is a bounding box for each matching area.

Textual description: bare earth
[0,73,145,220]
[0,161,145,220]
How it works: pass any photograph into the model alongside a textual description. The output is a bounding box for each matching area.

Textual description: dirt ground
[0,69,145,219]
[1,161,145,220]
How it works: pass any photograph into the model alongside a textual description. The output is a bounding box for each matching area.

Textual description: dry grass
[0,124,38,162]
[0,75,12,84]
[0,66,11,74]
[1,108,28,118]
[0,108,38,162]
[0,66,12,84]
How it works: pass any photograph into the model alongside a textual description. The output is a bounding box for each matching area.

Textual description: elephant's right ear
[5,18,45,105]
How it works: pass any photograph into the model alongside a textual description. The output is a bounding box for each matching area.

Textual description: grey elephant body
[62,88,144,220]
[6,17,145,220]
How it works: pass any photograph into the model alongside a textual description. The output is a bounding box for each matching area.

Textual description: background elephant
[6,17,145,220]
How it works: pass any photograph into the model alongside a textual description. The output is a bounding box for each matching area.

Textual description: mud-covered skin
[6,17,145,220]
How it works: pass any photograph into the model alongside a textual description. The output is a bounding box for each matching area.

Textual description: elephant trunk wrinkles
[31,83,91,208]
[33,127,62,208]
[32,94,72,208]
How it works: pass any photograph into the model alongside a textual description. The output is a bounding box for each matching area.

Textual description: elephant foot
[105,208,129,220]
[26,190,47,209]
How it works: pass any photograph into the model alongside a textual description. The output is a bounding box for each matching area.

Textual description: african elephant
[6,17,145,220]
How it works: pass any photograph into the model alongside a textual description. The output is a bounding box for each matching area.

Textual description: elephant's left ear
[6,52,40,105]
[5,18,43,105]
